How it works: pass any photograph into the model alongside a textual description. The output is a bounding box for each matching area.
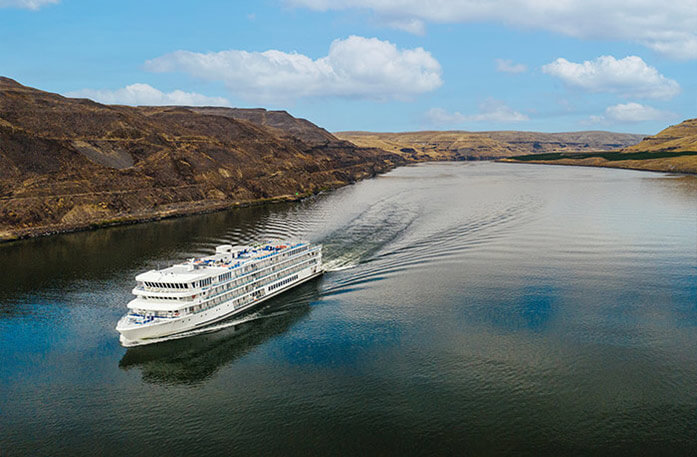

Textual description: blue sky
[1,0,695,134]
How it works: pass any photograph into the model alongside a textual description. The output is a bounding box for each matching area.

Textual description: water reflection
[118,279,320,385]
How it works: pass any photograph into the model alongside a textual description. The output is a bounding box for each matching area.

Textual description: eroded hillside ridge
[0,77,405,241]
[336,130,646,161]
[623,118,697,153]
[499,118,697,174]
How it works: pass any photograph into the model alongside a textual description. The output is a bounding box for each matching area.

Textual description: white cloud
[466,99,529,122]
[145,35,443,103]
[66,83,230,106]
[0,0,57,9]
[424,108,466,125]
[286,0,697,59]
[384,18,425,35]
[425,99,529,126]
[599,102,676,123]
[542,56,680,99]
[496,58,527,73]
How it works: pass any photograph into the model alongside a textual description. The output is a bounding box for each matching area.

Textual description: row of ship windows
[284,246,308,257]
[218,272,232,282]
[145,281,190,289]
[239,246,312,274]
[144,276,213,290]
[268,275,298,291]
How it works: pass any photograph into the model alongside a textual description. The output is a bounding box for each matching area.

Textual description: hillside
[0,78,404,241]
[502,118,697,174]
[335,130,645,161]
[623,118,697,152]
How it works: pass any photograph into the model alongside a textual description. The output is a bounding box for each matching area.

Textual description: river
[1,162,696,456]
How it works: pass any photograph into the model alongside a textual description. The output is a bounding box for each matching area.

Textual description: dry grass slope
[502,118,697,174]
[336,130,645,161]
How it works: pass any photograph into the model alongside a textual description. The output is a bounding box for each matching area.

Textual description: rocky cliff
[0,78,404,241]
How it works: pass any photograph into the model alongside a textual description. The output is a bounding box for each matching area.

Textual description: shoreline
[496,158,697,176]
[4,158,695,245]
[0,180,363,245]
[497,158,697,176]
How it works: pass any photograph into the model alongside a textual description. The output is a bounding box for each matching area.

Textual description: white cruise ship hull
[117,260,322,347]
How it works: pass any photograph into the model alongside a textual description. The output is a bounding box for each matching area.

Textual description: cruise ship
[116,241,322,346]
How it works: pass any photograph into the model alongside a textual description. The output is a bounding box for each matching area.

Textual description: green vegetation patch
[511,150,697,162]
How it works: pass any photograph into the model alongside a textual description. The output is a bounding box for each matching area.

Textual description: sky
[1,0,695,134]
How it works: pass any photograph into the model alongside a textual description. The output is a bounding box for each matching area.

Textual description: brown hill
[189,107,337,146]
[335,130,645,161]
[501,118,697,174]
[0,77,404,241]
[623,118,697,152]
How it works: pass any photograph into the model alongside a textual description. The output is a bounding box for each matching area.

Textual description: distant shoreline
[497,158,697,176]
[498,150,697,175]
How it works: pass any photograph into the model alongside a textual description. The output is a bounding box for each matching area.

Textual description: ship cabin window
[196,277,213,288]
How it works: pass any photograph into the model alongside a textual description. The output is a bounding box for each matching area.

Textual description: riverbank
[499,150,697,175]
[0,167,392,243]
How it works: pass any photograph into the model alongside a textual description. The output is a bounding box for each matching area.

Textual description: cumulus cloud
[496,58,527,73]
[66,83,230,106]
[425,99,528,126]
[145,36,443,103]
[0,0,57,9]
[591,102,677,123]
[424,108,466,125]
[286,0,697,59]
[542,56,680,100]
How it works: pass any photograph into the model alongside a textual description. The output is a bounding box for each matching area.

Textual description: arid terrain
[336,130,645,161]
[0,78,404,241]
[500,119,697,174]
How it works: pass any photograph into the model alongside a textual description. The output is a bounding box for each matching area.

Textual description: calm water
[1,162,696,456]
